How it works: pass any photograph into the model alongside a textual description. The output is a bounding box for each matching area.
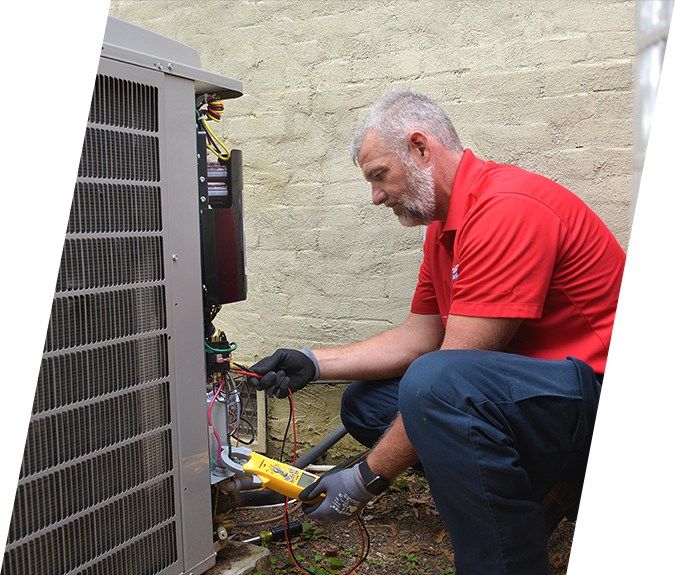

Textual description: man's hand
[298,465,374,522]
[247,348,319,398]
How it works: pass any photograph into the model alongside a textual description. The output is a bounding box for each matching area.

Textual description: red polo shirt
[411,149,625,374]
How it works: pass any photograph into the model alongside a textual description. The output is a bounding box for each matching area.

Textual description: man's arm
[365,314,523,480]
[313,312,445,381]
[247,312,444,398]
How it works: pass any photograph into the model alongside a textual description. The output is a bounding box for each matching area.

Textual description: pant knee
[340,381,368,428]
[399,350,493,422]
[400,350,461,413]
[340,381,381,447]
[340,379,399,448]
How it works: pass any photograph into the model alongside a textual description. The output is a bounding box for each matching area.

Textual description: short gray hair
[351,88,463,163]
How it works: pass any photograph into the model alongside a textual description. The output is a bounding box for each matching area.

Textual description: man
[248,89,625,574]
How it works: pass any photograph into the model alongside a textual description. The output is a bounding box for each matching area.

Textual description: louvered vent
[2,72,180,575]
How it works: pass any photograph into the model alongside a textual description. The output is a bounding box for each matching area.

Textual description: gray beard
[395,159,436,227]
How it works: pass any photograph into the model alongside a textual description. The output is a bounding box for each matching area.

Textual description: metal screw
[200,196,207,203]
[199,176,206,183]
[168,62,173,70]
[172,254,178,262]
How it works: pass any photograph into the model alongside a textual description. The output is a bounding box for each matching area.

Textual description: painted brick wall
[109,0,634,456]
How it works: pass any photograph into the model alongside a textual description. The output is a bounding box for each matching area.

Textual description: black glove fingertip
[275,383,291,399]
[271,372,287,399]
[298,480,323,502]
[257,372,277,391]
[267,378,282,398]
[301,502,322,516]
[265,383,278,397]
[247,376,263,389]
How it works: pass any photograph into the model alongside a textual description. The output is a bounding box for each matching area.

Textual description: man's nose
[371,185,387,206]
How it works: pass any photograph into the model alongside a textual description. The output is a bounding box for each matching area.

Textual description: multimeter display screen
[297,472,317,489]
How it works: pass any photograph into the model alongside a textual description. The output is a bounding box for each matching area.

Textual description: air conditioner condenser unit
[2,17,263,575]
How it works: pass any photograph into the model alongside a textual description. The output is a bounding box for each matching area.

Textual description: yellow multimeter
[241,452,325,503]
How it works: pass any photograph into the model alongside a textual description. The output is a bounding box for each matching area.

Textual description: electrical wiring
[230,371,257,421]
[230,361,262,380]
[281,389,371,574]
[221,501,303,530]
[289,390,299,463]
[231,366,262,379]
[209,367,258,448]
[206,98,224,122]
[224,371,243,443]
[231,417,255,445]
[233,368,260,440]
[208,373,226,466]
[279,403,293,464]
[202,118,232,162]
[205,341,238,354]
[196,94,231,162]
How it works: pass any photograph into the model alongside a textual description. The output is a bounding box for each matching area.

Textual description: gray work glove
[247,348,319,398]
[298,465,373,522]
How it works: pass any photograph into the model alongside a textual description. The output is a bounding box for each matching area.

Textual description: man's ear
[408,131,430,164]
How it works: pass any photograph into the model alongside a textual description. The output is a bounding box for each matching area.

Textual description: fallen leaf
[435,530,447,544]
[441,549,455,562]
[407,497,430,505]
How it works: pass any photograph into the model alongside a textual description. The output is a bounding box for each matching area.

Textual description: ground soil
[222,470,575,574]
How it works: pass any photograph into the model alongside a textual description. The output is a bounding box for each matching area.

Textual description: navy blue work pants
[340,350,601,575]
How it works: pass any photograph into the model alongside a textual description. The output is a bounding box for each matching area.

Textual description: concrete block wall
[109,0,635,457]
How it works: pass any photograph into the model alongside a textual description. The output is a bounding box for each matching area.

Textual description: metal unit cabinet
[2,17,242,575]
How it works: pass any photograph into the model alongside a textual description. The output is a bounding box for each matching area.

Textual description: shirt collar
[441,148,486,235]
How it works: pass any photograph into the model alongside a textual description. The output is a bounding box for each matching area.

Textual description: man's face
[357,131,437,227]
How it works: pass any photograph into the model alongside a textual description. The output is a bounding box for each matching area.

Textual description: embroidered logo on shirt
[451,264,459,281]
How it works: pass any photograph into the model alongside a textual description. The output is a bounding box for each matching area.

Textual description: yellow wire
[202,115,231,161]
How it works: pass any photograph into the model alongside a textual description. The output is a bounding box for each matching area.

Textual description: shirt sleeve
[449,193,565,319]
[410,226,440,315]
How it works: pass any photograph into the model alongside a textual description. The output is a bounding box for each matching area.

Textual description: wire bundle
[197,94,231,161]
[220,359,371,571]
[206,343,257,463]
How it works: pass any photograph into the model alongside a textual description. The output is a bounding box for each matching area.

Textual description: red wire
[283,497,311,574]
[232,367,261,379]
[207,374,225,466]
[284,390,312,574]
[347,519,369,574]
[288,389,298,464]
[283,391,369,573]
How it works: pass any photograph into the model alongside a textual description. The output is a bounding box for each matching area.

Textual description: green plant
[300,524,326,542]
[392,476,410,491]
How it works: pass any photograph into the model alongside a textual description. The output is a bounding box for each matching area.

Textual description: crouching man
[249,89,625,575]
